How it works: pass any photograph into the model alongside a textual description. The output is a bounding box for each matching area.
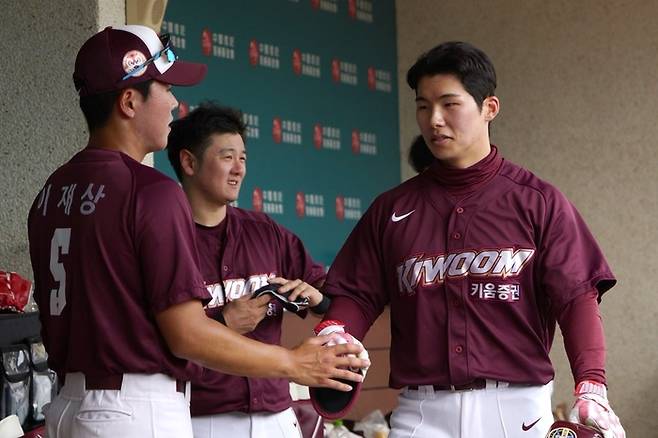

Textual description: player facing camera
[166,103,341,438]
[310,40,625,438]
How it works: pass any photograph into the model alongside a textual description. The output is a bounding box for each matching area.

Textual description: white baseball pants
[191,407,302,438]
[44,372,193,438]
[390,380,554,438]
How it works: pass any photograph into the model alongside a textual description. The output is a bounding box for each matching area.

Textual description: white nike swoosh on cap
[391,210,415,222]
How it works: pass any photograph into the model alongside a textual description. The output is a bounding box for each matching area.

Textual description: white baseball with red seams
[314,320,370,376]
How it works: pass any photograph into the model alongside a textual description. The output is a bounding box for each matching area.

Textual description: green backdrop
[155,0,400,267]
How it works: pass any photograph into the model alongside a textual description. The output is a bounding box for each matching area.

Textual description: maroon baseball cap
[73,25,207,97]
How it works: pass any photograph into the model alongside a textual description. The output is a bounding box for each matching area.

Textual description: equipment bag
[0,344,31,426]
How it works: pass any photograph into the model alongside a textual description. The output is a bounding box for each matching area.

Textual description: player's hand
[222,294,270,335]
[315,320,370,377]
[568,380,625,438]
[269,276,323,307]
[287,335,370,392]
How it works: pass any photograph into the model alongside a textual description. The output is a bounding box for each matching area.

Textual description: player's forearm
[323,295,374,339]
[556,288,606,385]
[156,300,295,379]
[178,316,296,379]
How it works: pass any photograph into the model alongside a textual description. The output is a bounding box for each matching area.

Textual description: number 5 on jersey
[50,228,71,316]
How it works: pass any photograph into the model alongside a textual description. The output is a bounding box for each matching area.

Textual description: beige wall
[397,1,658,436]
[0,0,124,278]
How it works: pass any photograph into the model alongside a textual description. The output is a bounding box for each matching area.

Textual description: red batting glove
[569,380,625,438]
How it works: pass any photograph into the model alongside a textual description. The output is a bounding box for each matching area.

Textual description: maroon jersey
[323,146,615,389]
[27,148,209,381]
[191,206,325,416]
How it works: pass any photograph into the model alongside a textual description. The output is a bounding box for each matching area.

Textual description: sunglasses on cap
[121,33,177,81]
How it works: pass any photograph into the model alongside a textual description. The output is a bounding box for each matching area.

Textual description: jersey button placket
[446,206,468,382]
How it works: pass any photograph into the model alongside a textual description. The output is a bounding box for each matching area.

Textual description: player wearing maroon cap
[27,25,367,438]
[166,103,333,438]
[315,41,625,438]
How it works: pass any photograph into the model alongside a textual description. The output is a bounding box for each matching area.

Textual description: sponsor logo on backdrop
[293,49,321,78]
[276,119,302,144]
[305,193,325,217]
[331,59,358,85]
[351,130,360,154]
[177,101,190,119]
[243,112,260,139]
[296,192,305,217]
[311,0,337,13]
[297,192,325,218]
[257,189,284,214]
[335,196,361,220]
[313,124,323,149]
[272,118,282,143]
[249,40,280,69]
[331,59,341,82]
[313,124,341,150]
[201,28,212,56]
[343,197,362,220]
[162,21,187,50]
[292,49,302,74]
[201,28,235,60]
[249,39,259,66]
[274,118,303,144]
[352,130,377,155]
[367,67,376,89]
[367,67,392,92]
[252,187,263,212]
[353,0,373,22]
[335,196,345,221]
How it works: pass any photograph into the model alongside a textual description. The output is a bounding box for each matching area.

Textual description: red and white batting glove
[569,380,625,438]
[314,320,370,377]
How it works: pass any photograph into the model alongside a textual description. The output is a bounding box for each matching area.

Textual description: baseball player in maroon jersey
[315,42,625,437]
[166,103,334,438]
[26,25,367,438]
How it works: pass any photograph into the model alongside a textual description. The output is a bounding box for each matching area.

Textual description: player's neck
[443,139,491,169]
[87,120,149,163]
[185,188,228,227]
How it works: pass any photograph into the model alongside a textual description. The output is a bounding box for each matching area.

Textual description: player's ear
[117,88,138,119]
[482,95,500,122]
[180,149,197,176]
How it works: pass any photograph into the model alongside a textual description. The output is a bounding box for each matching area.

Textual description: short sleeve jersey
[191,206,325,416]
[27,148,209,381]
[323,147,615,388]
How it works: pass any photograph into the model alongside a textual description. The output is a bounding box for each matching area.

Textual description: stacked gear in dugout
[0,271,58,431]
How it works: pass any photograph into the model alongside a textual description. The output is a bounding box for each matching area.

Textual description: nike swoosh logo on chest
[391,210,415,222]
